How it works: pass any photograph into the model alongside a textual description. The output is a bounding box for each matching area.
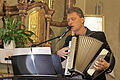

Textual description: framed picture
[84,15,105,32]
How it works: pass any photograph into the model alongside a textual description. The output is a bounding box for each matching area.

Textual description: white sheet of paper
[0,49,13,63]
[13,47,51,55]
[0,47,51,63]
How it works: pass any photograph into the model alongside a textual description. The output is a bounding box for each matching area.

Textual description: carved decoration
[0,1,54,46]
[17,1,55,45]
[0,0,74,25]
[0,0,75,46]
[0,0,3,12]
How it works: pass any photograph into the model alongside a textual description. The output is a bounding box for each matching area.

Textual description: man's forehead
[67,12,80,18]
[68,12,78,16]
[67,12,78,15]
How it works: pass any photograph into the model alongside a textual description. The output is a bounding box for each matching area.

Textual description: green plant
[0,16,35,47]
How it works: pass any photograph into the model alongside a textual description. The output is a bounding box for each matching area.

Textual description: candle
[49,0,51,8]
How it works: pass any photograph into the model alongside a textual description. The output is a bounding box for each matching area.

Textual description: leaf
[0,28,7,35]
[0,16,36,47]
[27,37,33,43]
[8,16,13,25]
[4,18,9,28]
[15,20,23,28]
[26,30,38,37]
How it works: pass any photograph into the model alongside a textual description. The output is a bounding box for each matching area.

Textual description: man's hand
[94,58,110,71]
[57,47,70,59]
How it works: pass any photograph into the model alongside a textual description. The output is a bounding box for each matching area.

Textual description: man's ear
[81,17,85,24]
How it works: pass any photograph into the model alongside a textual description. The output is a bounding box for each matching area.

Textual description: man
[56,7,115,80]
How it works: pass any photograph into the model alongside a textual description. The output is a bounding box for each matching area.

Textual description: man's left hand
[94,58,110,71]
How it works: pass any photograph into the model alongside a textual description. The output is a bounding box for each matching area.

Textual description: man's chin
[71,28,77,32]
[71,28,75,31]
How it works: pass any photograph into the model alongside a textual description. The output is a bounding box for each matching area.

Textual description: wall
[74,0,85,13]
[85,0,120,80]
[103,0,120,80]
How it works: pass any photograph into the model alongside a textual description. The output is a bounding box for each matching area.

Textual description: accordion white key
[64,36,108,77]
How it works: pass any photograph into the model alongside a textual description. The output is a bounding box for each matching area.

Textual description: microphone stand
[5,57,11,76]
[32,26,71,47]
[32,35,62,47]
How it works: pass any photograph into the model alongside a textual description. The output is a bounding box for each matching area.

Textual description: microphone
[59,26,71,39]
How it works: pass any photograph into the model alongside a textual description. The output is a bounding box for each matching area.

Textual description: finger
[99,58,105,62]
[64,52,70,55]
[62,56,67,59]
[63,47,70,51]
[100,60,110,69]
[93,65,99,70]
[64,54,69,57]
[61,53,69,59]
[93,64,103,70]
[95,61,104,66]
[94,61,101,68]
[94,61,104,70]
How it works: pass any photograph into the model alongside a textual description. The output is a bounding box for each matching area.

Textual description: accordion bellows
[75,36,103,73]
[65,36,104,76]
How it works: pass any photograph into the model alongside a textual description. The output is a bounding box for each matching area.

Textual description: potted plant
[0,16,35,49]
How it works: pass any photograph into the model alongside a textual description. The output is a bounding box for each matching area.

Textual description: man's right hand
[57,47,70,59]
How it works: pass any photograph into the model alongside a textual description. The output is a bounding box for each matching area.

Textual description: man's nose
[68,20,72,26]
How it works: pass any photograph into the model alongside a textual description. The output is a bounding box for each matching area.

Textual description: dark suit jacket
[61,27,115,80]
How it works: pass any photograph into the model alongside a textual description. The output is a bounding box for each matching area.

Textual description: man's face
[67,12,84,32]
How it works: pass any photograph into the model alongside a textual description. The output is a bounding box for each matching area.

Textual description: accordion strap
[86,31,96,37]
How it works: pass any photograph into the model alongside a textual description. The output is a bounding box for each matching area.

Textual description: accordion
[64,36,109,78]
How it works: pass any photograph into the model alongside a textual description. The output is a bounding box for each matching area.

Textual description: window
[84,15,105,32]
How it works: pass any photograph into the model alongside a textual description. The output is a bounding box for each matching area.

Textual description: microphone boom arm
[32,35,61,47]
[32,26,71,47]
